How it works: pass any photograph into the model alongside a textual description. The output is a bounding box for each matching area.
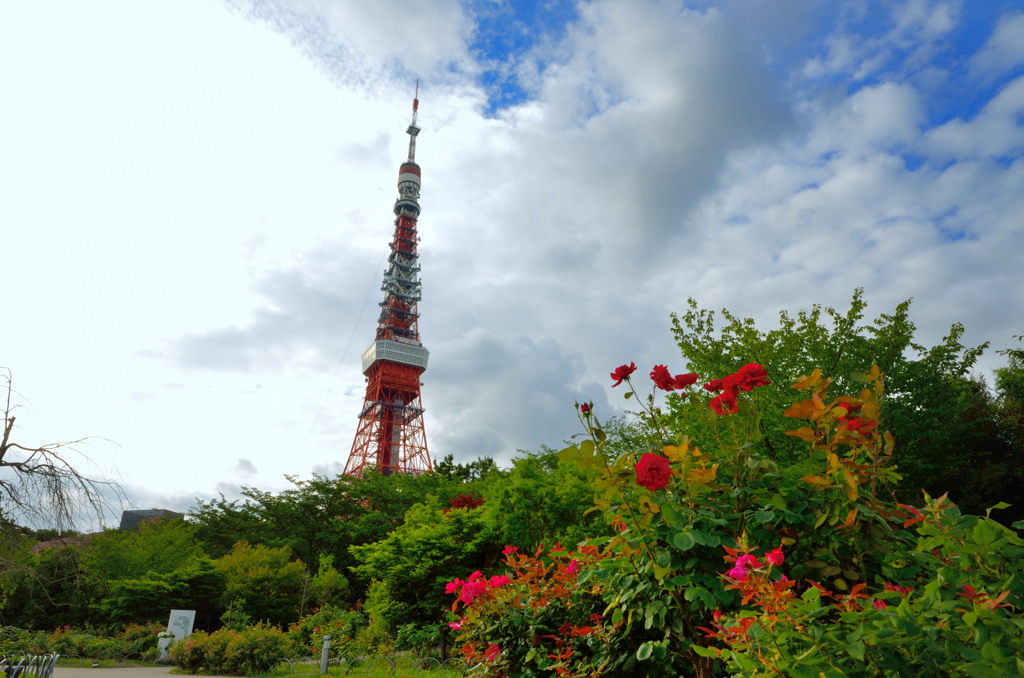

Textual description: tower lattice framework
[344,89,432,478]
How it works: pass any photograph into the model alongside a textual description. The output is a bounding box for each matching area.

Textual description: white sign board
[167,609,196,640]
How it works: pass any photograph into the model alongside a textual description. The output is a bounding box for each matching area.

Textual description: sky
[2,0,1023,529]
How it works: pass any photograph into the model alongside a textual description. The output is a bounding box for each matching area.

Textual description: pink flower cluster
[726,547,784,581]
[445,570,512,606]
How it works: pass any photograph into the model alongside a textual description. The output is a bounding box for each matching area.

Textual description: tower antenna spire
[407,80,421,162]
[344,87,431,479]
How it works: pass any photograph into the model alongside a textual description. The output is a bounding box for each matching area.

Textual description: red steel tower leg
[344,87,432,478]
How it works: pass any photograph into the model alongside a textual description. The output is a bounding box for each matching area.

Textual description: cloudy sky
[2,0,1022,527]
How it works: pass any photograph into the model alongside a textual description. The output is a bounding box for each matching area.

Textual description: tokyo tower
[343,88,432,478]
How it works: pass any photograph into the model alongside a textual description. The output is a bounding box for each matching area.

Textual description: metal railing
[0,654,60,678]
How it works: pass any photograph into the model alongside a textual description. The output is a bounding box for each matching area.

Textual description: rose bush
[450,361,1024,677]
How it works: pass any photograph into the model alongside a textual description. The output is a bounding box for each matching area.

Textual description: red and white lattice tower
[343,87,432,478]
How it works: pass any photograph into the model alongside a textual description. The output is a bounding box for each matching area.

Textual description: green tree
[669,289,999,509]
[191,470,470,600]
[1,539,95,629]
[215,541,308,627]
[434,455,502,482]
[483,447,602,550]
[100,560,223,626]
[81,517,222,627]
[351,497,500,633]
[307,554,349,609]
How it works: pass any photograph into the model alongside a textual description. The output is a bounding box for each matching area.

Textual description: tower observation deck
[343,88,432,478]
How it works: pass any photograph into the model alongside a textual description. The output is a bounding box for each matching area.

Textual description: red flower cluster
[448,492,485,510]
[704,363,772,414]
[635,452,672,491]
[445,570,511,606]
[723,546,785,581]
[610,362,637,387]
[840,416,875,433]
[650,365,700,392]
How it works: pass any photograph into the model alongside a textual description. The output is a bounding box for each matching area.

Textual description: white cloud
[2,0,1022,524]
[924,75,1024,158]
[968,10,1024,79]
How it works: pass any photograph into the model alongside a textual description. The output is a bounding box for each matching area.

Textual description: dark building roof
[118,509,185,531]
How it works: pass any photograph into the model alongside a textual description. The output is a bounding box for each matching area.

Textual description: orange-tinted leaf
[662,445,686,463]
[843,468,859,501]
[811,392,828,420]
[861,401,878,420]
[785,399,820,419]
[839,509,857,529]
[791,369,823,391]
[785,427,816,441]
[686,464,718,485]
[803,474,830,486]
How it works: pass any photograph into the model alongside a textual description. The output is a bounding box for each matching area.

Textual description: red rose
[650,364,675,391]
[580,402,591,414]
[610,362,637,387]
[709,390,739,415]
[635,453,671,491]
[736,363,771,389]
[673,373,699,389]
[703,378,724,392]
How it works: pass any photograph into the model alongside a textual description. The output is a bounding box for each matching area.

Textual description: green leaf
[556,445,579,462]
[961,663,1006,678]
[636,641,654,661]
[684,586,716,609]
[661,502,686,528]
[972,520,999,546]
[847,640,866,661]
[690,645,719,658]
[672,532,697,551]
[652,563,671,581]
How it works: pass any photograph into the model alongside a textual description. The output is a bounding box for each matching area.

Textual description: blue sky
[1,0,1022,528]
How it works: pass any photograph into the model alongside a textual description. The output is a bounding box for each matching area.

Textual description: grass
[271,657,466,678]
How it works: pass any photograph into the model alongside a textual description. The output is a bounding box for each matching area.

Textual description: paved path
[55,669,173,678]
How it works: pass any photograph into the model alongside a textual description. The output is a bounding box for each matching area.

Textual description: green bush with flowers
[167,624,296,675]
[445,361,1024,677]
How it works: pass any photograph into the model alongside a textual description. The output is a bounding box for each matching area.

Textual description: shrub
[289,605,368,660]
[168,626,295,676]
[0,626,33,656]
[354,621,392,657]
[451,362,1024,677]
[114,622,163,659]
[394,623,442,658]
[44,627,91,658]
[81,635,119,660]
[168,630,209,673]
[223,625,295,675]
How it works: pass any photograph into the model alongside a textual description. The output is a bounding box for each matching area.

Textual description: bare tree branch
[1,367,125,531]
